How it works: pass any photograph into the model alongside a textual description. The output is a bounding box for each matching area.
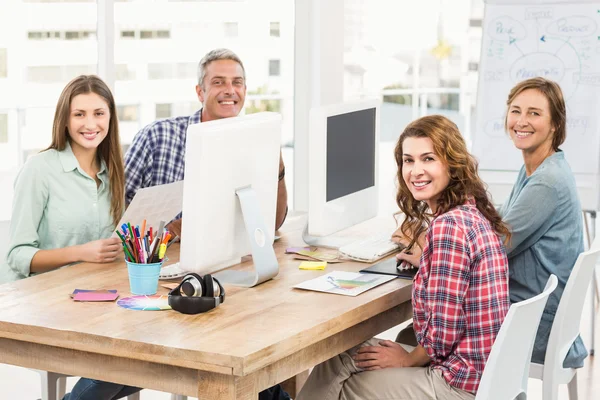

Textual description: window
[155,104,172,119]
[115,64,136,81]
[224,22,238,38]
[0,114,7,143]
[0,49,6,78]
[27,66,62,83]
[65,31,81,40]
[24,0,94,2]
[268,59,281,77]
[270,22,280,37]
[28,31,94,40]
[469,18,482,28]
[140,30,170,39]
[121,30,135,39]
[117,105,139,122]
[148,63,173,80]
[176,62,197,79]
[27,65,96,83]
[64,65,95,77]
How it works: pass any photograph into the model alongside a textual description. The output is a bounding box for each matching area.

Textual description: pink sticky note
[73,292,119,302]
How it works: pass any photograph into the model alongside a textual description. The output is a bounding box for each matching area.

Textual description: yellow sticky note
[299,261,327,270]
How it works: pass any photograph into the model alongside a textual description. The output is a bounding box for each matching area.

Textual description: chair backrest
[544,245,600,377]
[476,275,558,400]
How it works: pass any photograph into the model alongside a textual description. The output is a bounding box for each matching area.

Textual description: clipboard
[360,257,418,280]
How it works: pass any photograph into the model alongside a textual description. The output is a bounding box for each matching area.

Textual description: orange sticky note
[299,261,327,270]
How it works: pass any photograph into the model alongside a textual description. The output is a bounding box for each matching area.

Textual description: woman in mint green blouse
[1,75,125,283]
[0,75,141,400]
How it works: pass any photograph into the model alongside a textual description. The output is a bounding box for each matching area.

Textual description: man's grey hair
[197,48,246,88]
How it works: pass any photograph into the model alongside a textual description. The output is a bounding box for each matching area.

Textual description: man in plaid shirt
[124,48,288,237]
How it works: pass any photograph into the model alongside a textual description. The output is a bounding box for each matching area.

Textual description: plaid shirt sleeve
[416,216,470,361]
[124,125,155,205]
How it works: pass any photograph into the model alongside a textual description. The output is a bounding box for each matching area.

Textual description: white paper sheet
[113,180,184,237]
[294,271,396,297]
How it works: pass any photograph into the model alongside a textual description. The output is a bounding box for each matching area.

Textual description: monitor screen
[326,108,376,202]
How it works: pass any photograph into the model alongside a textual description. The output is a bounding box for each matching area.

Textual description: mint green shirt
[1,142,114,283]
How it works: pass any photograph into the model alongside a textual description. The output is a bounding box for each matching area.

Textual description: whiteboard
[473,0,600,210]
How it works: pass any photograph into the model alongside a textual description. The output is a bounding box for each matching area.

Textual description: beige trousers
[296,338,475,400]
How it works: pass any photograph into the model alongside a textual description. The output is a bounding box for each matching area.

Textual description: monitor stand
[301,222,356,250]
[213,187,279,287]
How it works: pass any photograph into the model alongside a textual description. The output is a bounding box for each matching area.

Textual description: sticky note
[286,246,313,254]
[71,289,117,299]
[299,261,327,270]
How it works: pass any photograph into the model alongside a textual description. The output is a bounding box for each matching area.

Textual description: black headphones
[168,273,225,315]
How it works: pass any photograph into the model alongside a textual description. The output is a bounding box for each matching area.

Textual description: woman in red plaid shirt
[297,115,511,399]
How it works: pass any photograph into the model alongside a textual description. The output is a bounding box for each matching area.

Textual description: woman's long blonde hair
[395,115,510,250]
[47,75,124,227]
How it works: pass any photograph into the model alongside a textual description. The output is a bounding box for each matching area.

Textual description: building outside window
[148,63,173,80]
[224,22,238,38]
[117,105,139,122]
[270,21,280,37]
[0,114,8,143]
[115,64,136,81]
[155,103,172,119]
[268,59,280,77]
[0,49,6,78]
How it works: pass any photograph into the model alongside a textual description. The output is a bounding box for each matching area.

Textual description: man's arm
[275,150,288,230]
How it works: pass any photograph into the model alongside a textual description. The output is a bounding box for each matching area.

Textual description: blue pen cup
[126,260,163,295]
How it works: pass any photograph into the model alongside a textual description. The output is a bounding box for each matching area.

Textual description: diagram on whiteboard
[474,4,600,174]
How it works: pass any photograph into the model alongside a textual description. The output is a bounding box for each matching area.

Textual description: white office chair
[36,370,140,400]
[476,275,558,400]
[528,245,600,400]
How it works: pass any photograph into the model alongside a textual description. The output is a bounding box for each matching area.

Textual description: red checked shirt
[412,199,510,394]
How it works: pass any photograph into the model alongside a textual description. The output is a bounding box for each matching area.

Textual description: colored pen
[122,244,135,262]
[166,235,179,249]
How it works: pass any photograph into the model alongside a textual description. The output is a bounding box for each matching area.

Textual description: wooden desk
[0,215,412,399]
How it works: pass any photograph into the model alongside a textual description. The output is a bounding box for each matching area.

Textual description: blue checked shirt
[124,109,202,204]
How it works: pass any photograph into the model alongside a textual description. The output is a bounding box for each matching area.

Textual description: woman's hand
[353,340,410,371]
[396,247,421,267]
[77,237,122,263]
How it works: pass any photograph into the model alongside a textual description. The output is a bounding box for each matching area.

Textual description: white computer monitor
[179,112,282,287]
[304,99,381,248]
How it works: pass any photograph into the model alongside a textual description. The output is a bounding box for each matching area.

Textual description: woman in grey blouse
[1,75,141,400]
[500,77,586,368]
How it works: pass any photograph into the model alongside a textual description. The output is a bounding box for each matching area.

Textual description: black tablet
[360,257,418,280]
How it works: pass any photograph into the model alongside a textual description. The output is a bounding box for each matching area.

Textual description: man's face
[196,59,246,121]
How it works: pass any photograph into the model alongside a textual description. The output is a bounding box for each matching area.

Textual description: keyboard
[159,262,189,280]
[339,233,403,263]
